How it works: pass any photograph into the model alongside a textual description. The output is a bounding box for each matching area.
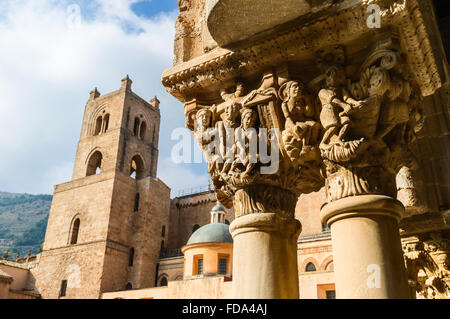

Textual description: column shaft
[321,195,410,299]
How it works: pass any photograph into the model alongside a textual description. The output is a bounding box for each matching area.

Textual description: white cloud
[0,0,208,194]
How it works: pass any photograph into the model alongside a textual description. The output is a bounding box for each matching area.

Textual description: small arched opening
[161,225,166,237]
[70,218,80,245]
[103,114,110,133]
[134,193,140,212]
[130,155,144,180]
[86,151,103,176]
[94,116,102,136]
[305,262,317,272]
[129,248,135,267]
[125,283,133,290]
[160,277,168,287]
[133,118,140,136]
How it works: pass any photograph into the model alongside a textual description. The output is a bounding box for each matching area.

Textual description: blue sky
[0,0,210,196]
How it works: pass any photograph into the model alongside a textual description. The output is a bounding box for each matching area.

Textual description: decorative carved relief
[317,44,424,202]
[164,0,443,100]
[187,72,323,215]
[403,234,450,299]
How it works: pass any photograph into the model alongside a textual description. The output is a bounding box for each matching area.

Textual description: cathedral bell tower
[34,76,170,299]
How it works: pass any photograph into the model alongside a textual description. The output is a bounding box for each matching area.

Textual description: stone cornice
[162,0,446,101]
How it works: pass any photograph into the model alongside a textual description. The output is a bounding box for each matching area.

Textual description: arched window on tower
[86,151,103,176]
[129,248,135,267]
[139,121,146,140]
[125,283,132,290]
[133,118,140,136]
[103,114,110,133]
[130,155,144,180]
[70,218,80,245]
[94,116,103,136]
[134,193,140,212]
[161,225,166,237]
[305,262,317,272]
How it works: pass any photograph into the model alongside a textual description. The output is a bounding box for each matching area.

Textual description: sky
[0,0,211,196]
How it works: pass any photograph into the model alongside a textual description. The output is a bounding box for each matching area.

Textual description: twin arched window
[133,117,147,140]
[94,114,110,136]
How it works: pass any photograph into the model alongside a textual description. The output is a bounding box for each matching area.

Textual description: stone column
[321,195,410,298]
[230,188,301,299]
[315,47,420,299]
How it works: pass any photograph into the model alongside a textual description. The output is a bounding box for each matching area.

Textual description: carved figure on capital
[279,81,321,166]
[316,44,424,202]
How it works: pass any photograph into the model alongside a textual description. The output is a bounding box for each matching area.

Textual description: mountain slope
[0,192,52,256]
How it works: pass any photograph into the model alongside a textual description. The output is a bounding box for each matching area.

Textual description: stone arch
[300,257,319,273]
[86,150,103,176]
[129,154,145,180]
[320,255,334,271]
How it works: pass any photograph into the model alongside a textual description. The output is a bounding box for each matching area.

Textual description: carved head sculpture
[241,108,257,131]
[223,102,241,123]
[369,67,391,96]
[279,81,304,102]
[235,82,244,97]
[436,253,450,270]
[325,65,346,88]
[196,108,212,132]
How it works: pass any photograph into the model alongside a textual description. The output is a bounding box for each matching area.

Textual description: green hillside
[0,192,52,256]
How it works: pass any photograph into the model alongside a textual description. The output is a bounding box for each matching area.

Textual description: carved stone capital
[402,233,450,299]
[233,186,298,219]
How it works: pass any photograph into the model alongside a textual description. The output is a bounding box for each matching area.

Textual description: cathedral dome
[186,223,233,245]
[211,204,226,212]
